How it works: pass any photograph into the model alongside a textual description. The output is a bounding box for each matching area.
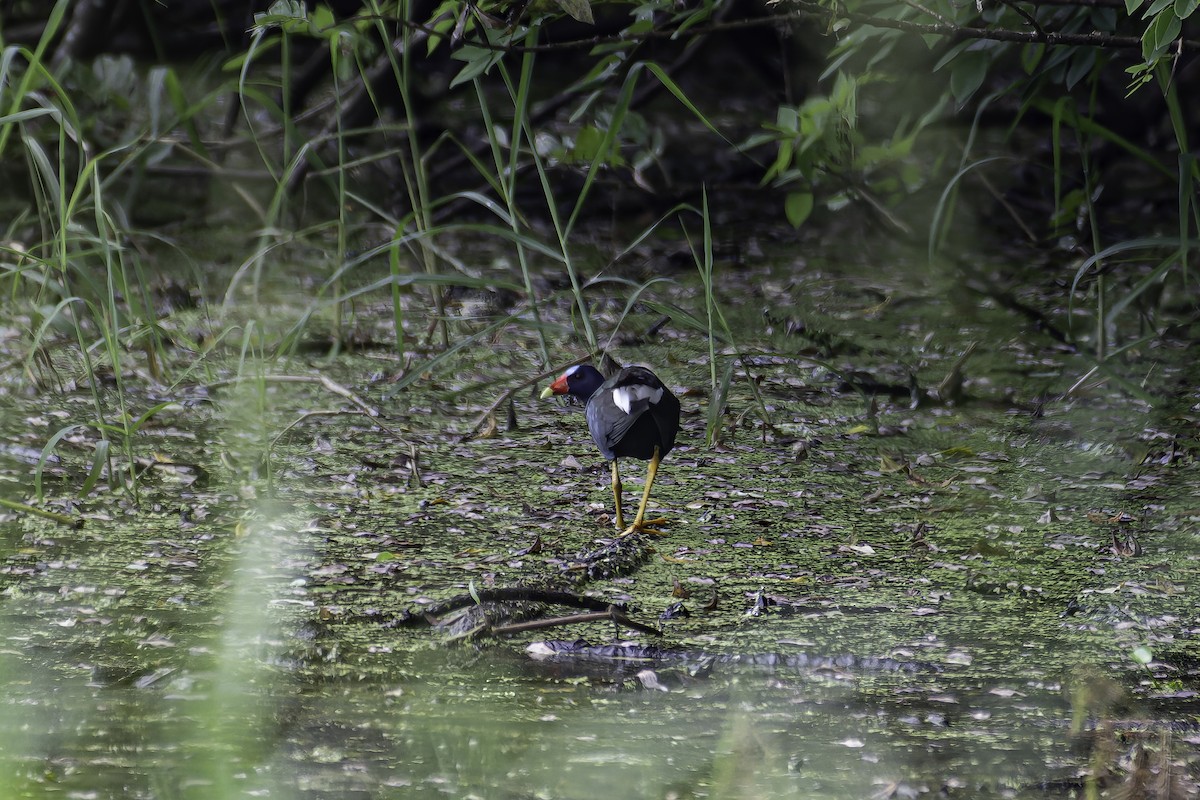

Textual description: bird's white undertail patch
[612,384,663,414]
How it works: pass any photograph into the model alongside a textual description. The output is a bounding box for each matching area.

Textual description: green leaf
[1176,0,1199,16]
[570,125,606,162]
[641,62,743,152]
[932,40,972,72]
[1143,10,1181,60]
[1105,248,1185,326]
[784,191,815,227]
[80,439,109,498]
[35,424,86,503]
[950,51,989,103]
[1021,42,1045,74]
[1125,0,1145,11]
[1065,48,1096,89]
[426,15,454,55]
[554,0,594,24]
[1123,63,1155,94]
[763,139,793,184]
[704,359,735,447]
[449,45,504,88]
[270,0,304,14]
[853,140,910,169]
[309,4,335,33]
[253,0,310,33]
[129,401,177,435]
[776,105,799,134]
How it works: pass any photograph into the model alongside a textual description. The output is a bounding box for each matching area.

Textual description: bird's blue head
[541,364,605,401]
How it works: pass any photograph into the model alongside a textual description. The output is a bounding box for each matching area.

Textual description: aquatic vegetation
[1,234,1199,797]
[0,2,1198,796]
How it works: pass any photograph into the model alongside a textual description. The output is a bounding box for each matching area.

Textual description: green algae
[0,234,1197,798]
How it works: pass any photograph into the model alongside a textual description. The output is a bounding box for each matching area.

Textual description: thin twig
[812,2,1167,50]
[269,408,421,485]
[1025,0,1123,7]
[999,0,1045,35]
[208,374,379,417]
[458,354,592,443]
[974,168,1039,244]
[900,0,952,26]
[270,409,366,447]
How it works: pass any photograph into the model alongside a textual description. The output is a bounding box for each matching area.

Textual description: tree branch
[401,2,1196,55]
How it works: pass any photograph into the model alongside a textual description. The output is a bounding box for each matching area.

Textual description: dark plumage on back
[585,366,679,461]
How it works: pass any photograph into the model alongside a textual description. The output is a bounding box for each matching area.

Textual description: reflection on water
[2,623,1192,799]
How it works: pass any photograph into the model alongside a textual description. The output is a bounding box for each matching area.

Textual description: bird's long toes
[620,522,669,537]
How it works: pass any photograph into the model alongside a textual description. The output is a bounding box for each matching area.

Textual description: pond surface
[0,225,1197,798]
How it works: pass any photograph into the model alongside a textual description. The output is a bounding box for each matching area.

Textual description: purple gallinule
[542,364,681,536]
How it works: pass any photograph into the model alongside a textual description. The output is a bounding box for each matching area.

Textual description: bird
[541,364,681,536]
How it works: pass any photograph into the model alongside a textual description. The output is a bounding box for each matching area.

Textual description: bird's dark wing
[648,386,681,456]
[586,388,643,459]
[586,367,673,460]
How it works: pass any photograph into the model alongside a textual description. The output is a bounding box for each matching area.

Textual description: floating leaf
[968,539,1011,557]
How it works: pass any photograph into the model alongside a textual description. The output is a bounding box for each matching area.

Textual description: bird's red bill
[548,374,570,395]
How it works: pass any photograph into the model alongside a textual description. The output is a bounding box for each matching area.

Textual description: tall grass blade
[706,358,734,447]
[928,157,1007,261]
[35,423,86,502]
[0,0,72,157]
[79,438,110,497]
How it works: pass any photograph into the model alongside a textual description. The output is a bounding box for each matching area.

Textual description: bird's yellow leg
[611,460,625,531]
[621,446,668,536]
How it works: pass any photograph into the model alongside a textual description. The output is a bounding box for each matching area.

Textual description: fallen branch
[403,585,662,640]
[417,586,632,618]
[489,608,662,638]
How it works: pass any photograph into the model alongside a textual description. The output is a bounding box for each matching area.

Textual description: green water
[0,231,1197,798]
